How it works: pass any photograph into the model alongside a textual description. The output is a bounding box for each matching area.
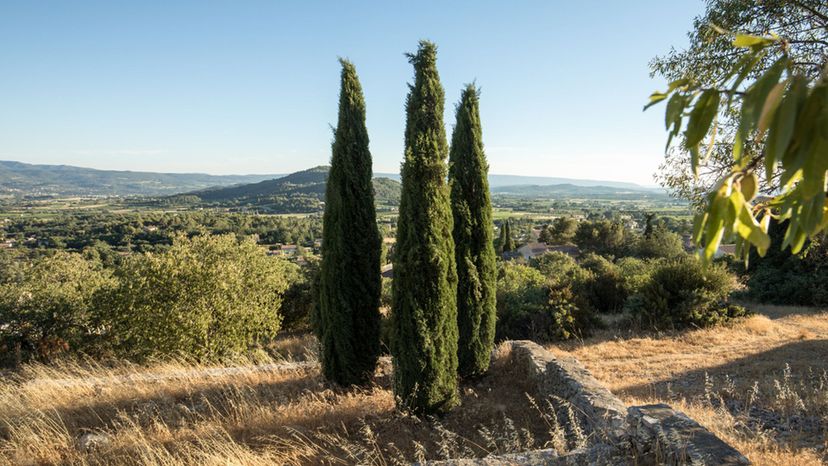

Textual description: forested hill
[193,166,331,202]
[0,160,281,196]
[178,166,403,213]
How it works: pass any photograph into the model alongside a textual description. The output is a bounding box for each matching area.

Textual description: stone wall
[420,340,749,466]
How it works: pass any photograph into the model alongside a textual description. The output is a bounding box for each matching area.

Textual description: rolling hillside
[0,160,282,197]
[181,166,402,213]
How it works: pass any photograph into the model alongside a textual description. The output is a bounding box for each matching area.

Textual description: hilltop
[178,166,402,213]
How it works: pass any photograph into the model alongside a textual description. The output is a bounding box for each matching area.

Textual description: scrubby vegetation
[0,234,298,364]
[626,258,748,329]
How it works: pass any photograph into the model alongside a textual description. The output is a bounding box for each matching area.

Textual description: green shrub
[616,257,661,296]
[635,226,685,259]
[530,251,591,285]
[578,253,627,313]
[495,263,597,341]
[573,220,632,257]
[279,258,318,332]
[99,234,292,360]
[744,231,828,307]
[627,258,744,329]
[0,252,114,364]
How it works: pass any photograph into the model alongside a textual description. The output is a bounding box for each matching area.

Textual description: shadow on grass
[613,338,828,400]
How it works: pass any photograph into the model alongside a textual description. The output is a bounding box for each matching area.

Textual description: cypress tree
[392,41,459,414]
[496,222,506,254]
[318,59,382,386]
[502,220,516,252]
[449,85,497,378]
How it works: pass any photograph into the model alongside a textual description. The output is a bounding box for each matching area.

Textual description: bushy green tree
[495,262,596,341]
[449,84,497,378]
[574,220,630,257]
[647,2,828,263]
[635,224,685,259]
[318,59,382,385]
[101,234,292,360]
[627,257,747,329]
[541,216,578,244]
[392,41,459,414]
[0,252,113,363]
[579,253,627,313]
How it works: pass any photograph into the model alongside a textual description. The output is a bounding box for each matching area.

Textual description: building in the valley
[516,242,549,260]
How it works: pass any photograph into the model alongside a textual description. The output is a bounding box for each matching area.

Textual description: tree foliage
[626,257,747,329]
[318,59,382,386]
[101,234,292,360]
[392,41,459,414]
[647,1,828,264]
[0,252,113,363]
[449,84,497,378]
[574,220,630,257]
[540,216,578,244]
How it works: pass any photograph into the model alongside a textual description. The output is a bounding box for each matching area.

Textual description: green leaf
[735,199,770,254]
[689,145,700,178]
[692,211,708,245]
[728,51,765,101]
[733,34,774,48]
[684,90,721,148]
[734,56,787,167]
[664,93,687,130]
[667,78,690,93]
[740,172,758,201]
[756,80,786,140]
[644,91,669,110]
[765,77,806,183]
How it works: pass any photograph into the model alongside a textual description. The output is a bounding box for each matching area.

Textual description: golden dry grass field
[550,304,828,466]
[0,339,579,465]
[1,305,825,465]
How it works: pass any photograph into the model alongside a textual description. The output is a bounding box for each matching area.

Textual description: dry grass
[548,304,828,466]
[0,339,582,466]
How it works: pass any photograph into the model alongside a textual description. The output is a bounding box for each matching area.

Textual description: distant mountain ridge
[375,172,655,190]
[491,183,667,197]
[0,159,658,198]
[0,160,282,196]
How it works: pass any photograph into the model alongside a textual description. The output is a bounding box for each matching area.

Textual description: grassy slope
[1,305,824,465]
[549,304,828,466]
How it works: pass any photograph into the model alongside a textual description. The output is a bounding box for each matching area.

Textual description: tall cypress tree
[502,220,516,252]
[449,85,497,378]
[318,59,382,386]
[392,41,459,414]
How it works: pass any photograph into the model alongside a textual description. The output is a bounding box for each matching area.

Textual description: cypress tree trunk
[449,85,497,378]
[318,59,382,386]
[392,41,459,414]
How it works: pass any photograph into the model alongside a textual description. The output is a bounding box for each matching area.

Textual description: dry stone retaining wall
[421,340,749,465]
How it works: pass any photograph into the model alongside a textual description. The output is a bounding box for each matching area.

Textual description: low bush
[578,253,627,313]
[743,233,828,307]
[635,226,685,259]
[279,258,318,332]
[495,262,597,341]
[626,257,746,329]
[0,252,114,364]
[97,234,294,360]
[615,256,659,296]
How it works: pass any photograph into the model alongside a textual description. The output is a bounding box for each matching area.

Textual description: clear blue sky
[0,1,703,185]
